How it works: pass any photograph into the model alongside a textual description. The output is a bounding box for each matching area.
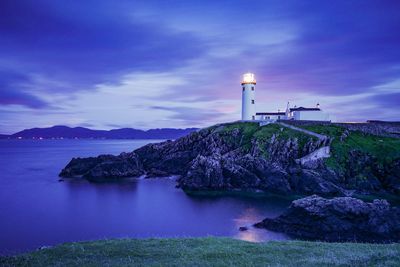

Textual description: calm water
[0,139,291,255]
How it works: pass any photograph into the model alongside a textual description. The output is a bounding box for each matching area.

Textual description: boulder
[255,195,400,243]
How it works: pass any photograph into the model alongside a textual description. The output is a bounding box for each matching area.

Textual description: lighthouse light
[242,73,256,84]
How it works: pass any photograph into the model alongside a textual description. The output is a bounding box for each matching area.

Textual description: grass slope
[206,122,400,170]
[208,122,316,157]
[1,238,399,267]
[298,124,400,173]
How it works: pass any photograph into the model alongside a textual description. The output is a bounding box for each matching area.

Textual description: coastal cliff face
[60,122,400,197]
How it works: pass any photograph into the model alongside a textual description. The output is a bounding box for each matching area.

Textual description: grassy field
[1,238,399,266]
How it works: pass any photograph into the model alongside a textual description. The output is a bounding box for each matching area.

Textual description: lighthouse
[241,72,256,120]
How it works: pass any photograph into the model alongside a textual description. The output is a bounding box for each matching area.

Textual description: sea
[0,139,291,255]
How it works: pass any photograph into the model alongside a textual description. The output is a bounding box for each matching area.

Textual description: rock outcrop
[254,195,400,243]
[59,152,144,181]
[59,122,400,197]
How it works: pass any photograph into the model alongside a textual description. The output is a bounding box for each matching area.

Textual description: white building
[240,73,330,122]
[286,105,330,121]
[256,112,286,121]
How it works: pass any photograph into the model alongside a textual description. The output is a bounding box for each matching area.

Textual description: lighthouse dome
[241,73,256,85]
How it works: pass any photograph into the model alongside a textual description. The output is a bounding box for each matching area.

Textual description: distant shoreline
[0,125,198,140]
[0,137,172,140]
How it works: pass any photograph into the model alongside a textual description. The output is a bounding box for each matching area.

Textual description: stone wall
[335,121,400,138]
[283,120,400,138]
[295,146,330,169]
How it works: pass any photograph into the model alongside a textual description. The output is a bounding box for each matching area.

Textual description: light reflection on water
[233,208,289,242]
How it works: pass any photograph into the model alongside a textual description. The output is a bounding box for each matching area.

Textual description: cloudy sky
[1,0,399,133]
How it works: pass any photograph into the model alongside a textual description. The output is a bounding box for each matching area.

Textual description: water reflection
[233,207,289,242]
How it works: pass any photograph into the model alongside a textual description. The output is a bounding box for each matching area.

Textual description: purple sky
[1,0,400,133]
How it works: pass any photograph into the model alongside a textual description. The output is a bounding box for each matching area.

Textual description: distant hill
[0,134,10,139]
[6,125,198,139]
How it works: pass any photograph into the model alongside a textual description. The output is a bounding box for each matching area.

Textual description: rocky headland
[254,195,400,243]
[60,121,400,197]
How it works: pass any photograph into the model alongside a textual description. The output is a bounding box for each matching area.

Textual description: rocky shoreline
[60,122,400,197]
[59,121,400,243]
[254,195,400,243]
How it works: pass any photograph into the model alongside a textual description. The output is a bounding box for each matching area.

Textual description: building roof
[289,107,320,112]
[256,112,286,116]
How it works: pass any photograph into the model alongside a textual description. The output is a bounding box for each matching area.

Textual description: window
[251,87,254,91]
[242,87,245,91]
[252,115,255,120]
[251,100,255,104]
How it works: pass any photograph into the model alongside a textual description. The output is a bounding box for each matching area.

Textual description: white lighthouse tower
[241,72,256,120]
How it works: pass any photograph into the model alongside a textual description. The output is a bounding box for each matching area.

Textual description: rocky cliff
[255,195,400,243]
[60,122,400,197]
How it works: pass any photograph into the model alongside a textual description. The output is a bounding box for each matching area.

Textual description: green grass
[206,122,400,167]
[206,122,317,157]
[1,238,399,267]
[203,121,400,176]
[254,124,318,158]
[298,125,400,173]
[218,122,260,151]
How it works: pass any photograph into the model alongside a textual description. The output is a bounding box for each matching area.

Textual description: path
[277,122,328,141]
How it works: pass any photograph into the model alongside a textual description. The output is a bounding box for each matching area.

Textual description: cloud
[0,90,48,109]
[1,0,400,131]
[150,105,228,124]
[0,0,206,95]
[0,70,49,108]
[254,1,400,96]
[368,92,400,109]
